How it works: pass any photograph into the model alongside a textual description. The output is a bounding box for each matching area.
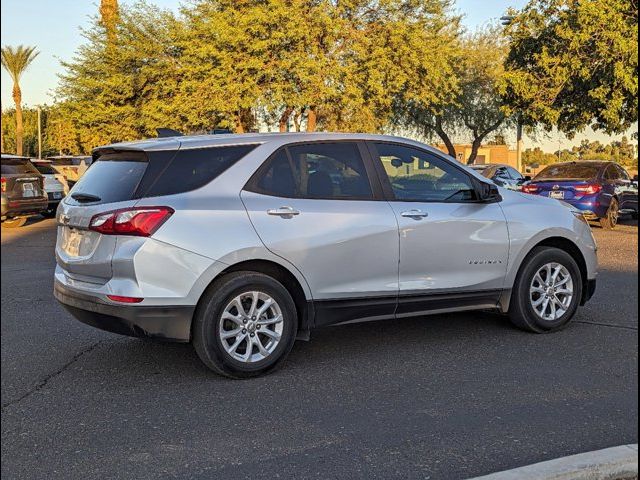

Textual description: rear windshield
[32,163,57,175]
[1,158,40,175]
[535,163,601,181]
[69,152,148,205]
[68,145,257,205]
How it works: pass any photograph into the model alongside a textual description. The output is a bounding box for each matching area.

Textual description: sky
[0,0,635,152]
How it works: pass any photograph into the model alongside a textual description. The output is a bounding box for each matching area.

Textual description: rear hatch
[1,157,45,201]
[56,143,258,284]
[56,151,151,283]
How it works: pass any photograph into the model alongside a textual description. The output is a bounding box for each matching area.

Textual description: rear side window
[1,159,40,175]
[69,152,148,205]
[249,142,374,199]
[145,145,257,197]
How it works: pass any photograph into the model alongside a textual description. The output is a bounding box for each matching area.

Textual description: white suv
[54,133,597,378]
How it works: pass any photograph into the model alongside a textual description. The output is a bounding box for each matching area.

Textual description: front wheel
[193,272,298,378]
[508,247,582,333]
[599,198,619,229]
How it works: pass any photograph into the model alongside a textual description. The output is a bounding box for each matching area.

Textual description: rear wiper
[71,192,101,203]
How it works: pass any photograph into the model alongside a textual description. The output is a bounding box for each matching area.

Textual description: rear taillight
[574,184,602,195]
[107,295,144,303]
[521,184,539,194]
[89,207,174,237]
[1,177,6,193]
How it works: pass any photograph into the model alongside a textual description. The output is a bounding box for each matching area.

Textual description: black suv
[1,154,48,228]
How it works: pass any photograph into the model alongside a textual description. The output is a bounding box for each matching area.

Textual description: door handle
[267,206,300,217]
[400,209,428,219]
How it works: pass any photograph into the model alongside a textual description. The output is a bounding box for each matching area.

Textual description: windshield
[68,152,148,205]
[535,163,601,181]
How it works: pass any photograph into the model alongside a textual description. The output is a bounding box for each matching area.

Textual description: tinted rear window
[535,163,601,181]
[32,163,57,174]
[144,145,257,197]
[69,152,148,205]
[1,158,40,175]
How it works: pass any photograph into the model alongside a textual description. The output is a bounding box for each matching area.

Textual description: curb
[468,444,638,480]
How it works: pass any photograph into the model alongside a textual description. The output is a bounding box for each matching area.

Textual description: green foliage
[399,25,512,164]
[523,137,637,167]
[1,106,65,157]
[1,45,40,86]
[501,0,638,136]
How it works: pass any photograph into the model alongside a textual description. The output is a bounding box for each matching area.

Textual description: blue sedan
[522,161,638,229]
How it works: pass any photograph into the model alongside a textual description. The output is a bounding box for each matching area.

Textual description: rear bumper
[54,280,194,342]
[559,197,608,219]
[1,196,48,218]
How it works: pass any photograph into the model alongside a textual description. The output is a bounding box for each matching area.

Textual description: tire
[192,271,298,378]
[508,246,583,333]
[43,208,57,218]
[599,198,619,229]
[1,217,27,228]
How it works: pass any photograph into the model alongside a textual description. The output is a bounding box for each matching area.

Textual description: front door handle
[267,206,300,217]
[400,209,428,219]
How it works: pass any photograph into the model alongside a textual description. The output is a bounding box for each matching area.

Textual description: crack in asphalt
[1,341,102,412]
[575,320,638,331]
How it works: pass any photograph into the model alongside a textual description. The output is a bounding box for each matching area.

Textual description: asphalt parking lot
[1,217,637,480]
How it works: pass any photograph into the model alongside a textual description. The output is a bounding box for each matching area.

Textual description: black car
[469,163,530,191]
[1,154,48,228]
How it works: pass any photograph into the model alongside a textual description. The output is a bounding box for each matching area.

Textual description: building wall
[436,144,518,169]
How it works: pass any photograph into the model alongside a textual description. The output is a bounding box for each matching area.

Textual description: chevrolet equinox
[54,133,598,378]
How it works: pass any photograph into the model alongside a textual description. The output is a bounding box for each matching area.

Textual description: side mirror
[477,181,502,203]
[633,175,638,182]
[524,175,532,182]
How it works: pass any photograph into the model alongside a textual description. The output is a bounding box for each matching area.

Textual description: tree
[1,45,39,155]
[400,26,512,164]
[100,0,120,44]
[501,0,638,137]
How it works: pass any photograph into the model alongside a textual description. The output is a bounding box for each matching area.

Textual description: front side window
[372,143,476,202]
[250,142,373,200]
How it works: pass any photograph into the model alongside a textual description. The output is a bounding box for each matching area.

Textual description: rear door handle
[267,206,300,217]
[400,209,428,219]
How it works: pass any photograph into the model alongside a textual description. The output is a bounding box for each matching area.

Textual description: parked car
[54,133,597,378]
[47,155,92,187]
[31,159,70,217]
[470,163,530,191]
[522,161,638,229]
[1,154,48,228]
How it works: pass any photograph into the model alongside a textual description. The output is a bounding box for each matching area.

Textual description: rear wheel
[1,217,27,228]
[599,198,619,229]
[508,247,582,333]
[193,272,298,378]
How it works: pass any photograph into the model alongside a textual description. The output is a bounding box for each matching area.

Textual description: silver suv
[54,133,597,378]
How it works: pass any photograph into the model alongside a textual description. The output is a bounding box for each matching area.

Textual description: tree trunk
[279,107,293,132]
[13,84,23,156]
[293,107,305,132]
[306,106,317,132]
[434,117,457,159]
[467,137,483,165]
[234,111,245,133]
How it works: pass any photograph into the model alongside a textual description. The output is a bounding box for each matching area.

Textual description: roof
[92,132,445,155]
[1,153,31,160]
[47,155,91,159]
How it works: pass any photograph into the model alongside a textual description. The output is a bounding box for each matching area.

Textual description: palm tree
[100,0,120,44]
[1,45,39,156]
